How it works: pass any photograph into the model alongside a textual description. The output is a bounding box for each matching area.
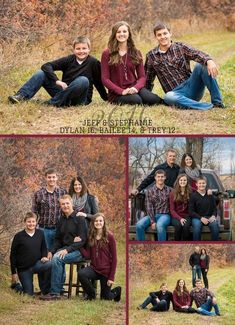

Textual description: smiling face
[116,24,129,44]
[94,215,105,230]
[25,217,37,232]
[73,42,90,61]
[46,173,58,188]
[161,285,167,293]
[197,179,207,192]
[195,280,203,289]
[74,180,82,195]
[155,28,172,50]
[178,175,188,188]
[155,172,166,186]
[185,155,193,167]
[60,198,73,217]
[178,279,185,288]
[166,151,176,166]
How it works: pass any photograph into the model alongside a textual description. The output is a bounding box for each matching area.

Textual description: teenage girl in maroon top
[170,174,192,241]
[173,279,196,313]
[101,21,162,105]
[77,213,121,301]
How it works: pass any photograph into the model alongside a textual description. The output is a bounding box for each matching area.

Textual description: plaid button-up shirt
[145,42,212,93]
[32,187,67,226]
[145,184,171,223]
[190,288,214,308]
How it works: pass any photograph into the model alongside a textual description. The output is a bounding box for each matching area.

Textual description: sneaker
[112,286,121,302]
[8,94,26,104]
[213,103,226,108]
[137,305,144,310]
[39,293,62,301]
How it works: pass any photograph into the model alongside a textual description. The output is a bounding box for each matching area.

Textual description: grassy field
[0,240,125,325]
[0,30,234,134]
[129,265,235,325]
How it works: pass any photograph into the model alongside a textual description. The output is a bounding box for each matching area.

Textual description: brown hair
[88,213,109,247]
[196,176,207,183]
[45,168,57,176]
[68,176,89,197]
[153,22,171,35]
[180,153,197,169]
[175,279,189,296]
[173,174,191,203]
[73,36,91,49]
[59,194,73,202]
[108,21,142,65]
[154,169,166,176]
[160,282,167,288]
[23,212,37,222]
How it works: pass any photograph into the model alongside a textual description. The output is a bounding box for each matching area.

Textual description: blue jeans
[17,70,89,107]
[50,249,83,295]
[192,218,219,241]
[198,297,220,316]
[192,265,202,287]
[164,64,223,110]
[39,227,56,251]
[136,214,171,241]
[18,260,51,296]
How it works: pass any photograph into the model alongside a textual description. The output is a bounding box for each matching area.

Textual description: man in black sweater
[189,246,202,287]
[41,194,87,300]
[8,36,107,107]
[138,283,173,311]
[10,212,51,296]
[189,176,219,241]
[132,148,180,195]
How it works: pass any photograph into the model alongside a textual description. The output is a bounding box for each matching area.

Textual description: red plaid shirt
[32,187,67,226]
[145,184,171,223]
[145,42,212,93]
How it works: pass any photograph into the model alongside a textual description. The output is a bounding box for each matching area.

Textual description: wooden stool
[64,260,91,299]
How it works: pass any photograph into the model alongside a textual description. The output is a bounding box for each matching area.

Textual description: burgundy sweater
[173,289,191,309]
[80,232,117,281]
[101,48,146,102]
[169,191,189,221]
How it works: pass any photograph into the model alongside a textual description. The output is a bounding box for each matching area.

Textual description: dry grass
[0,30,234,135]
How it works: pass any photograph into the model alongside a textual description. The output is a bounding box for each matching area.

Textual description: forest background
[0,0,235,134]
[129,244,235,325]
[0,137,126,325]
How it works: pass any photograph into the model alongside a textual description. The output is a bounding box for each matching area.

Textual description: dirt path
[130,268,234,325]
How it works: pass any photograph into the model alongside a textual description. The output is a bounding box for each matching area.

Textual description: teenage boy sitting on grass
[8,36,107,107]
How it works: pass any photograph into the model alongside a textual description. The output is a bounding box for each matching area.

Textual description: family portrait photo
[129,136,235,241]
[0,136,126,325]
[129,244,235,325]
[0,0,234,134]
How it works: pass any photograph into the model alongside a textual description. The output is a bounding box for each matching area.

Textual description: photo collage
[0,1,235,325]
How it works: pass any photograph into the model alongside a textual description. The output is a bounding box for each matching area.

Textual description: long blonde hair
[107,21,142,65]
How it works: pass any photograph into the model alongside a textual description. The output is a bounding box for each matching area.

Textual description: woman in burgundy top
[170,174,192,241]
[78,213,121,301]
[200,248,210,288]
[101,21,162,105]
[173,279,196,313]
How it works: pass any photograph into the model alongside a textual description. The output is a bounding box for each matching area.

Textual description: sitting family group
[8,21,224,110]
[132,148,220,241]
[137,279,220,317]
[10,169,121,301]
